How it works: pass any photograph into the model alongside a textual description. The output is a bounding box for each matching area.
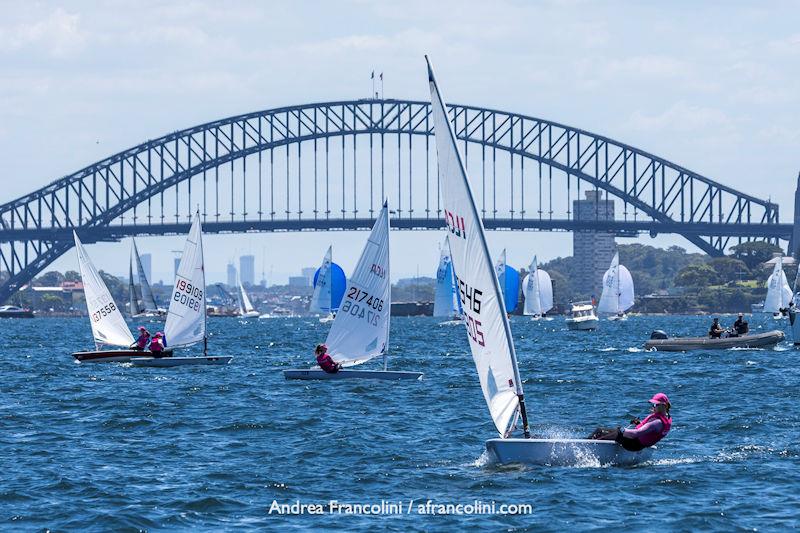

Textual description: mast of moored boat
[426,56,530,438]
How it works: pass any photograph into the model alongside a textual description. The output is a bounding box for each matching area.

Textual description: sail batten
[74,233,135,348]
[428,57,524,437]
[325,203,391,367]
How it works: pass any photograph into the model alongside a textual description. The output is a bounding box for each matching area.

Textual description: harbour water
[2,315,798,530]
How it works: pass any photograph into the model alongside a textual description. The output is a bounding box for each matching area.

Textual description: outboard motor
[650,330,668,340]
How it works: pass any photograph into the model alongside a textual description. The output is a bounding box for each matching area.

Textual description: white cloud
[624,102,734,133]
[0,8,86,57]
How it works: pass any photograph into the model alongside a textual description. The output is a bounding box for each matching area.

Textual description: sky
[0,1,798,283]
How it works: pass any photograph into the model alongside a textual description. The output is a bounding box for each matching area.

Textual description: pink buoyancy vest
[136,334,149,349]
[316,353,338,373]
[635,412,672,446]
[149,338,164,352]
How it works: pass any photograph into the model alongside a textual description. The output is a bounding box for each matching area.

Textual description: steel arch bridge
[0,98,788,303]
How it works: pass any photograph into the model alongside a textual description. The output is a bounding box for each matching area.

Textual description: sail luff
[427,56,526,437]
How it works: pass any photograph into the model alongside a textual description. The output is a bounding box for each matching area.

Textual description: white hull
[607,314,628,321]
[319,314,335,324]
[283,368,423,380]
[566,317,599,330]
[239,311,260,318]
[131,356,233,367]
[438,318,463,326]
[485,438,654,466]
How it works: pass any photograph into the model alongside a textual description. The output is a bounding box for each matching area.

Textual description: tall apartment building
[572,190,616,298]
[240,255,255,286]
[227,262,237,287]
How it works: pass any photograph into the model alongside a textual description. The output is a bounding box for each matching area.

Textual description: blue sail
[314,262,346,311]
[502,265,520,313]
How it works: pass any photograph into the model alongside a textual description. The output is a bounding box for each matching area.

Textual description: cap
[154,332,163,337]
[649,393,670,406]
[138,326,147,331]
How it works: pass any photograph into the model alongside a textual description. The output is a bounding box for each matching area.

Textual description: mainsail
[598,252,635,314]
[309,246,334,313]
[764,256,793,313]
[74,232,135,348]
[494,249,520,314]
[132,239,158,311]
[239,281,256,314]
[427,57,527,437]
[433,236,460,317]
[325,202,391,367]
[523,256,553,316]
[164,214,206,348]
[128,256,143,316]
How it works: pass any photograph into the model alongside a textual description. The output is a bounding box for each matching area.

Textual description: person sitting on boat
[588,393,672,451]
[149,332,166,357]
[131,326,150,351]
[732,313,749,336]
[315,343,340,373]
[708,318,725,339]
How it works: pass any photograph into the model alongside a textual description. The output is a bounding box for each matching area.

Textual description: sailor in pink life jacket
[149,332,166,357]
[131,326,150,351]
[589,393,672,452]
[315,343,341,373]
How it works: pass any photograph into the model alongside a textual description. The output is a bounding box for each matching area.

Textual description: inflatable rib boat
[644,330,784,351]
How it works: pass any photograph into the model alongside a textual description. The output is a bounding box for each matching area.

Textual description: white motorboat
[565,301,599,331]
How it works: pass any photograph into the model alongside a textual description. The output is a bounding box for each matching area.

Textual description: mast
[426,56,530,438]
[384,199,391,371]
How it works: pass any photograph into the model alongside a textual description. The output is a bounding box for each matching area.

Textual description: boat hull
[283,369,423,380]
[131,356,233,367]
[0,310,34,318]
[72,349,173,363]
[485,438,654,466]
[566,318,598,330]
[644,330,784,351]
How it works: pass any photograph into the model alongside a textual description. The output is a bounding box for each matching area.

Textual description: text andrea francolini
[269,499,531,515]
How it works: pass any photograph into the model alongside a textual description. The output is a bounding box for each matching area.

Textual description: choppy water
[1,315,798,531]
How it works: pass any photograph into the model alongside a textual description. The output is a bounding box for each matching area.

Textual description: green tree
[708,257,750,284]
[35,270,65,287]
[674,263,720,287]
[64,270,81,282]
[729,241,782,270]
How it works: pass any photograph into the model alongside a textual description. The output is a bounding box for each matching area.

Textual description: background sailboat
[71,233,148,363]
[427,56,651,465]
[433,236,462,322]
[129,238,163,317]
[522,255,553,319]
[284,202,422,380]
[494,249,520,315]
[597,252,635,320]
[308,246,346,323]
[133,214,232,367]
[237,278,260,318]
[764,256,792,319]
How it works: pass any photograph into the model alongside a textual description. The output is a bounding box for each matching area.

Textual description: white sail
[428,58,523,437]
[523,256,553,316]
[433,237,459,317]
[309,246,333,313]
[74,232,135,348]
[764,256,793,312]
[598,252,634,314]
[164,214,206,347]
[239,281,256,314]
[495,249,507,299]
[128,255,142,316]
[132,239,158,311]
[325,203,391,367]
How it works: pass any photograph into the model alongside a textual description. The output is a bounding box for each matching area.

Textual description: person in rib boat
[314,343,341,374]
[588,393,672,451]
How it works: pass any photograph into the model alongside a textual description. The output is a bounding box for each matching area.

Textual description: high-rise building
[240,255,255,286]
[227,262,237,287]
[572,190,616,298]
[288,276,310,287]
[301,267,317,285]
[140,253,152,283]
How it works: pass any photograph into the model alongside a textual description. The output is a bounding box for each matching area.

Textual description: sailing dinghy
[427,57,652,466]
[309,246,346,323]
[132,214,232,367]
[597,252,634,320]
[129,238,164,318]
[71,233,156,363]
[433,236,462,324]
[522,255,553,320]
[764,256,792,320]
[237,279,260,318]
[284,202,422,380]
